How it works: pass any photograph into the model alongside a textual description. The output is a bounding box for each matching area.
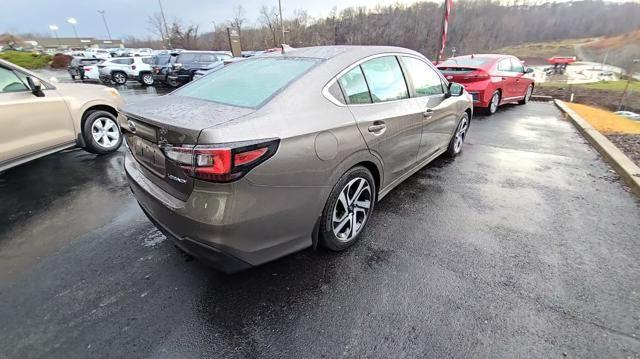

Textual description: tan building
[27,37,124,51]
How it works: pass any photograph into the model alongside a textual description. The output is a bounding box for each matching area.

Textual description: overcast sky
[1,0,636,39]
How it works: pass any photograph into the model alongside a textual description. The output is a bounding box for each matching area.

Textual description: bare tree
[147,13,168,48]
[127,1,640,58]
[232,5,246,36]
[259,5,280,47]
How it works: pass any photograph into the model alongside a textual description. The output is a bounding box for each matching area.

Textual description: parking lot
[1,88,639,358]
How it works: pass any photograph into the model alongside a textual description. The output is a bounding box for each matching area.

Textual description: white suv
[97,57,155,86]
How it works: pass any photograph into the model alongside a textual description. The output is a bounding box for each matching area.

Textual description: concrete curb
[554,99,640,197]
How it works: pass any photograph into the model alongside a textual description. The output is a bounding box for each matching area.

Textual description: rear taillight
[84,66,92,71]
[163,139,279,183]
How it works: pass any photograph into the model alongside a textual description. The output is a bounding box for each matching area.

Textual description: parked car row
[68,50,233,88]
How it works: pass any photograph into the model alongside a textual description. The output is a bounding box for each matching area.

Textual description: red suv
[437,54,534,115]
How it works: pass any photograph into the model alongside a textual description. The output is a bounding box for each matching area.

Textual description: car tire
[140,73,154,86]
[446,112,470,157]
[320,166,376,251]
[167,78,180,88]
[486,90,501,115]
[71,75,76,80]
[111,71,127,85]
[518,84,533,105]
[82,110,122,155]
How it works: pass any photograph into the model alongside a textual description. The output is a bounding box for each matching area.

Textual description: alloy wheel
[525,85,533,102]
[142,74,154,85]
[113,73,126,84]
[91,117,120,149]
[332,177,372,242]
[453,117,469,153]
[490,93,500,113]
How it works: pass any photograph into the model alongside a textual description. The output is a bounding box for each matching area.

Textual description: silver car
[121,46,472,272]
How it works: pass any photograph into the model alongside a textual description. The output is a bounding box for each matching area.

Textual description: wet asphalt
[0,82,639,358]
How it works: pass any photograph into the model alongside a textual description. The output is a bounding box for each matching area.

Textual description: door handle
[423,108,434,119]
[501,77,507,81]
[368,121,386,134]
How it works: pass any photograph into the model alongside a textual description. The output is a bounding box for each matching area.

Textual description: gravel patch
[606,134,640,167]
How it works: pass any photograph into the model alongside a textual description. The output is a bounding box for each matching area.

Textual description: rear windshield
[154,55,170,65]
[439,57,492,70]
[175,57,320,108]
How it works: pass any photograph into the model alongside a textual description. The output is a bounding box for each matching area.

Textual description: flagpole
[436,0,452,64]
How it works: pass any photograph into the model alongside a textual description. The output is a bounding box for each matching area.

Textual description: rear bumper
[465,89,491,108]
[167,71,192,84]
[137,203,251,273]
[124,151,319,271]
[152,73,167,82]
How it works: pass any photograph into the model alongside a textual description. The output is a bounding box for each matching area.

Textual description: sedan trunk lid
[120,95,255,200]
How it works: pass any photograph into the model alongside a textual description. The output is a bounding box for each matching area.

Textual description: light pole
[618,59,639,111]
[49,25,61,46]
[67,17,79,39]
[97,10,113,39]
[212,21,217,49]
[157,0,171,48]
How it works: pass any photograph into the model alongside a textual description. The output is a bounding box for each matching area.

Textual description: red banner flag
[437,0,453,64]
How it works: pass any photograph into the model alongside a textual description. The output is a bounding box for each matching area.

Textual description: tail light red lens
[234,148,268,166]
[162,139,279,183]
[84,67,92,71]
[193,148,232,178]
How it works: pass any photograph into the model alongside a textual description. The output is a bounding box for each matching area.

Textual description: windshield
[439,57,492,69]
[175,57,320,108]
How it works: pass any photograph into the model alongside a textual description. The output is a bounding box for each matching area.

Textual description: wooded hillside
[131,0,640,60]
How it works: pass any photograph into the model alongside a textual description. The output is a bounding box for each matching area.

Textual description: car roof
[256,45,420,61]
[178,50,228,54]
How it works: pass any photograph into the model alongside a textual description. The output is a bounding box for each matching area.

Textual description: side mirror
[525,67,535,74]
[26,76,44,97]
[447,82,465,97]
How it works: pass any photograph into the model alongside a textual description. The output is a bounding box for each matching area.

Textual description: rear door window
[176,57,319,108]
[112,58,133,65]
[401,56,444,96]
[498,59,512,72]
[360,56,409,103]
[177,53,197,63]
[196,54,218,63]
[338,66,371,104]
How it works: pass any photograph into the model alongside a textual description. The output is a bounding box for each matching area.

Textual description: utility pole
[618,59,639,111]
[278,0,285,44]
[97,10,113,39]
[158,0,171,48]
